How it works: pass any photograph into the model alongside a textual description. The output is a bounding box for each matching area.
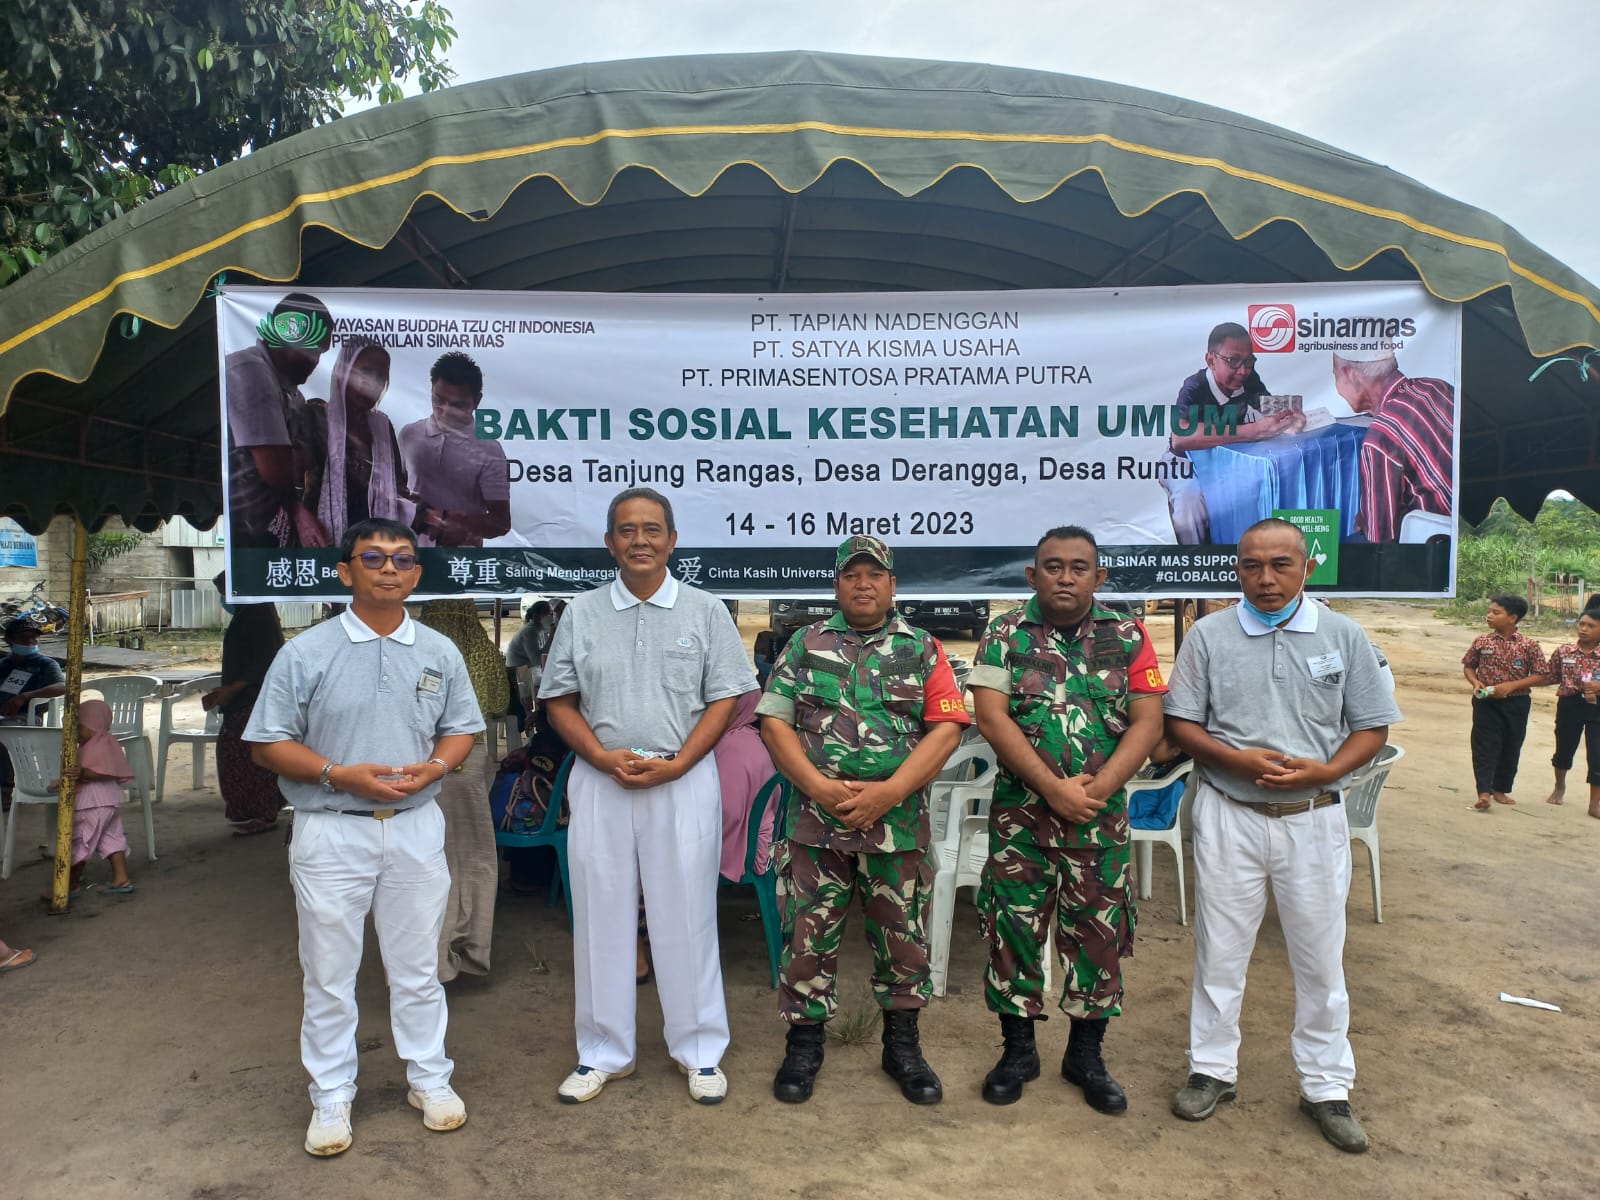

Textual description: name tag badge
[417,667,444,695]
[1307,651,1344,683]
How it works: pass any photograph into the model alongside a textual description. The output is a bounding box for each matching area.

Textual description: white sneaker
[680,1064,728,1105]
[557,1063,634,1104]
[407,1084,467,1131]
[304,1101,353,1156]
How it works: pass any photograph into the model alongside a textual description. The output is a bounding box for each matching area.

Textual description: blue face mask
[6,642,40,658]
[1239,594,1302,628]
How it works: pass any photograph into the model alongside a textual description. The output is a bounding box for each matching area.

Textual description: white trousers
[289,801,453,1105]
[567,756,729,1074]
[1188,781,1355,1102]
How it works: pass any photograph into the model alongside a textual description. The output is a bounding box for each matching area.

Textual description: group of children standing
[1461,593,1600,819]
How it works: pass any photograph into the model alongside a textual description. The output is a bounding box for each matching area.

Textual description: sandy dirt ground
[2,599,1597,1200]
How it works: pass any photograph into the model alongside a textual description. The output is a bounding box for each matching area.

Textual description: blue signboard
[0,518,39,568]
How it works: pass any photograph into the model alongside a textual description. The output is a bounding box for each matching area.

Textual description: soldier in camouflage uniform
[970,525,1166,1113]
[756,535,970,1104]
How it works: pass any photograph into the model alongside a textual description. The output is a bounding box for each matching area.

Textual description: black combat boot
[880,1010,943,1104]
[981,1013,1042,1105]
[772,1022,826,1103]
[1061,1016,1127,1115]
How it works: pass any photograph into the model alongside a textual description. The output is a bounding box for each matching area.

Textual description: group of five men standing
[246,490,1396,1158]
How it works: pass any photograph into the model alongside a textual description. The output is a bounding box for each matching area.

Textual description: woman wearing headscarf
[415,599,507,982]
[203,575,286,835]
[299,336,414,546]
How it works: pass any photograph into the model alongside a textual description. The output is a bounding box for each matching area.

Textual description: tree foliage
[1,0,456,285]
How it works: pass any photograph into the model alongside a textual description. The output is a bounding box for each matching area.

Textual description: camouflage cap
[835,534,894,573]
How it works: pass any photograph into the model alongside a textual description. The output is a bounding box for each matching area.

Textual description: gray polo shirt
[245,608,485,812]
[1163,598,1402,804]
[539,573,755,753]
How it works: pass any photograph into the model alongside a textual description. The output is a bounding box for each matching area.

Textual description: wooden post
[48,515,89,915]
[493,598,503,649]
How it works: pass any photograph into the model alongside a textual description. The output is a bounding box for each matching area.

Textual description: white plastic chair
[1128,762,1196,925]
[927,741,999,997]
[0,726,62,878]
[154,673,222,801]
[1343,743,1405,923]
[26,695,64,726]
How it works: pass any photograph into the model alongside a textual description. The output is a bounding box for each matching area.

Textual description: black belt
[332,806,416,820]
[1229,791,1340,819]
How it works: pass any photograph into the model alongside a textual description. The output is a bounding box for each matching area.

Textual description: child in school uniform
[1461,594,1548,812]
[1542,605,1600,819]
[44,698,135,899]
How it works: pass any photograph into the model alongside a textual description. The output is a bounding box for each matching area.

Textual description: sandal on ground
[1,948,37,973]
[100,882,136,895]
[1473,799,1492,811]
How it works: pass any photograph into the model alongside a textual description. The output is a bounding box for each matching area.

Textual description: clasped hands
[813,777,902,831]
[597,748,686,790]
[1232,747,1336,790]
[331,760,448,802]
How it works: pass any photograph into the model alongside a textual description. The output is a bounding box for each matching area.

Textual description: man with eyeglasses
[1162,322,1302,543]
[246,518,485,1157]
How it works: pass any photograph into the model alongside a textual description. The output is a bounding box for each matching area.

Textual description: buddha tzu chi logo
[256,309,329,350]
[1248,303,1296,353]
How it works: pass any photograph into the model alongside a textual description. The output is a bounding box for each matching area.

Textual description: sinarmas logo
[1248,303,1296,353]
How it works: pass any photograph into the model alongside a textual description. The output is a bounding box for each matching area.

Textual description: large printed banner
[217,282,1460,600]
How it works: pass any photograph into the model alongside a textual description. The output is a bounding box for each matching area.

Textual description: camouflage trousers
[776,840,936,1023]
[978,827,1134,1020]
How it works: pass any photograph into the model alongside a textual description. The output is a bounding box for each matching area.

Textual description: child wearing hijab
[46,698,135,899]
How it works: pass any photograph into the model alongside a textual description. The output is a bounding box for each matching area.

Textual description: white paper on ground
[1498,992,1562,1012]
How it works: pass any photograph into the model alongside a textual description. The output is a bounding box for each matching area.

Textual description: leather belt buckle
[372,808,397,821]
[1260,792,1338,819]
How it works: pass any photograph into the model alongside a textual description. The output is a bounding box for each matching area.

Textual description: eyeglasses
[1210,351,1257,371]
[351,550,419,571]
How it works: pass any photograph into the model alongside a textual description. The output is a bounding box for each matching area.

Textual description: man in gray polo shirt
[1163,517,1399,1154]
[539,486,755,1106]
[247,518,484,1157]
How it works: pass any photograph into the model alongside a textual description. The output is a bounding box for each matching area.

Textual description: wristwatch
[319,761,338,792]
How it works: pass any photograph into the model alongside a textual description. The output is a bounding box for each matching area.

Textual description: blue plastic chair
[494,751,575,926]
[720,772,790,989]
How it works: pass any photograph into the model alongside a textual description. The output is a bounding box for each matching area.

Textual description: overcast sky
[422,0,1600,289]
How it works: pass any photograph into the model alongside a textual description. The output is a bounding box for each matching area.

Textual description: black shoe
[1299,1097,1369,1153]
[880,1010,943,1105]
[1061,1017,1127,1115]
[772,1023,826,1104]
[981,1013,1041,1105]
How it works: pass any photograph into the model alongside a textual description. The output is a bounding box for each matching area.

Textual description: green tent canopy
[1,50,1595,531]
